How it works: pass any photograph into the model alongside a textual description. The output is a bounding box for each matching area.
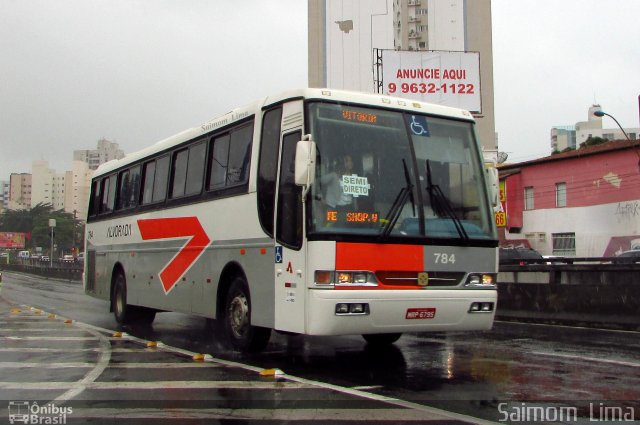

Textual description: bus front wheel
[223,277,271,352]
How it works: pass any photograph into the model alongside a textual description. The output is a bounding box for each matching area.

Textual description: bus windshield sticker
[409,115,430,137]
[341,174,370,197]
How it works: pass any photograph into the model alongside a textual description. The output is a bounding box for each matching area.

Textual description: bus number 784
[433,253,456,264]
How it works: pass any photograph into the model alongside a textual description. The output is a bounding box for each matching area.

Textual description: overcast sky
[1,0,639,181]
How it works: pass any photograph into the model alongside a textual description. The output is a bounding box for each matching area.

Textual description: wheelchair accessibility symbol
[275,246,283,264]
[410,115,430,136]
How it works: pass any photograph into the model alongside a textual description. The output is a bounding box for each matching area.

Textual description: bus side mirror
[295,136,316,193]
[484,165,499,207]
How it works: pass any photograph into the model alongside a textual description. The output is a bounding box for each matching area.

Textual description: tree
[0,203,85,255]
[580,136,608,149]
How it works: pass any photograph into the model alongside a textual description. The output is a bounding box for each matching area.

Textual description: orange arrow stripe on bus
[137,217,211,294]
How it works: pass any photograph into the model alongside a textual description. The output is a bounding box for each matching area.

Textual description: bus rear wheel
[362,333,402,346]
[113,272,156,325]
[223,277,271,352]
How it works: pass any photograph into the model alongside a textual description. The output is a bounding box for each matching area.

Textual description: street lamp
[593,110,640,172]
[49,219,56,268]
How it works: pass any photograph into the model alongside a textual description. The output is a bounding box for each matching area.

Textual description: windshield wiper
[381,159,415,238]
[425,160,469,241]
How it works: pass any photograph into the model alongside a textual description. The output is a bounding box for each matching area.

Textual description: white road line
[0,347,155,353]
[0,362,222,369]
[0,336,98,341]
[64,407,440,421]
[5,305,498,425]
[0,328,86,332]
[53,326,111,402]
[531,351,640,368]
[0,381,314,390]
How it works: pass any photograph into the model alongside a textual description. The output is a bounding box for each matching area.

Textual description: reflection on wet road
[1,272,639,424]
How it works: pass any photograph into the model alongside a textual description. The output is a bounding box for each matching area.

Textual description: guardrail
[498,259,640,330]
[0,263,82,281]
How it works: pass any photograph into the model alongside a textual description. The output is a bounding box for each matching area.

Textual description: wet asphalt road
[1,272,639,424]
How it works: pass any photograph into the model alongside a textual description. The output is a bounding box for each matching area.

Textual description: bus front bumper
[306,288,497,336]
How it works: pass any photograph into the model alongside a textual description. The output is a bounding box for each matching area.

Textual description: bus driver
[321,154,356,212]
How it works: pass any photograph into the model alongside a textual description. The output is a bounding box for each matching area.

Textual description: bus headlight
[315,270,378,287]
[464,273,496,288]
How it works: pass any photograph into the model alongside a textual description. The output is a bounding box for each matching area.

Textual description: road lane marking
[0,381,315,390]
[0,347,159,353]
[53,326,111,402]
[57,407,444,421]
[0,336,99,341]
[2,302,497,425]
[0,362,223,369]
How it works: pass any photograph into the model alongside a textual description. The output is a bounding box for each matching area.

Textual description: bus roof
[93,88,475,178]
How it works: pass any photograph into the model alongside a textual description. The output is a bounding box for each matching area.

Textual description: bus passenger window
[152,155,170,202]
[116,170,130,210]
[173,141,206,198]
[227,124,252,185]
[171,149,189,198]
[141,161,156,205]
[185,141,206,195]
[208,134,230,190]
[100,175,116,214]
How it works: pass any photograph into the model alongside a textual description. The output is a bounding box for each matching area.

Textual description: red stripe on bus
[335,242,423,271]
[137,217,211,293]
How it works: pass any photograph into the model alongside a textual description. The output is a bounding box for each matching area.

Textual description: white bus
[85,88,498,352]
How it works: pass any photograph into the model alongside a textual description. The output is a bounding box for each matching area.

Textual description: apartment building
[8,173,31,210]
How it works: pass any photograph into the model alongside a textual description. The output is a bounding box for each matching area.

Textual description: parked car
[499,247,544,265]
[61,254,75,263]
[613,250,640,264]
[40,255,50,262]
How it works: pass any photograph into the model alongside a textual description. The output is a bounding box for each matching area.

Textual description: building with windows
[8,173,32,210]
[393,0,464,52]
[73,138,124,171]
[31,160,67,210]
[64,161,93,218]
[0,180,9,212]
[498,139,640,257]
[551,105,639,153]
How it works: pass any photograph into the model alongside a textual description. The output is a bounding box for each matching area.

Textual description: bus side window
[100,175,116,214]
[116,169,130,211]
[227,124,253,185]
[276,131,303,250]
[185,141,206,196]
[128,165,141,208]
[171,148,189,198]
[88,180,101,218]
[208,134,230,190]
[257,107,283,238]
[152,155,170,203]
[141,161,156,205]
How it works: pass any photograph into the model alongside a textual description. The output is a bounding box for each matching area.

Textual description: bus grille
[375,271,465,287]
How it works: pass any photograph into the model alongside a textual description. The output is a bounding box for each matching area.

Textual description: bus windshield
[306,101,496,244]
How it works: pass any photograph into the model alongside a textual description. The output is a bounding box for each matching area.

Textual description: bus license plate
[406,308,436,320]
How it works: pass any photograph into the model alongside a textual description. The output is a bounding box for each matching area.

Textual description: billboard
[380,50,482,113]
[0,232,26,249]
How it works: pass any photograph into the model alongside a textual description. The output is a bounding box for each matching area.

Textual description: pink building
[498,140,640,257]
